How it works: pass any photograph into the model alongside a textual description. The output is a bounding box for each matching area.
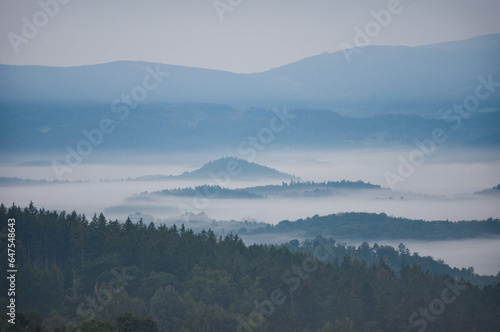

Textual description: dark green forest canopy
[1,204,499,332]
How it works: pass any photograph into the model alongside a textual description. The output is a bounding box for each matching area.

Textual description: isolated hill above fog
[1,34,499,116]
[178,157,299,180]
[136,157,299,181]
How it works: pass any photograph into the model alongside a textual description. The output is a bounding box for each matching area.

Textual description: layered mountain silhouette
[2,103,499,154]
[1,34,499,116]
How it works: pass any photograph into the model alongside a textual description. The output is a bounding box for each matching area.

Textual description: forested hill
[136,157,299,181]
[244,212,500,240]
[282,237,500,288]
[1,204,500,331]
[134,180,382,200]
[475,183,500,195]
[176,157,299,181]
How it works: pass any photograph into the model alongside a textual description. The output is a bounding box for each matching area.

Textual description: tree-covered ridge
[134,179,383,201]
[475,183,500,195]
[245,212,500,240]
[1,204,499,332]
[0,177,71,186]
[145,185,265,199]
[283,237,500,287]
[143,215,500,285]
[242,180,382,197]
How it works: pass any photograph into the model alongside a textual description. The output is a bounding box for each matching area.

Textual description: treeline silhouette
[1,203,499,331]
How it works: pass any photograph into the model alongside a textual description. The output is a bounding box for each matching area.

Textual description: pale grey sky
[1,0,499,73]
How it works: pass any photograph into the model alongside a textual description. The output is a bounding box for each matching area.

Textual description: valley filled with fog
[2,2,500,329]
[2,148,499,275]
[2,148,499,220]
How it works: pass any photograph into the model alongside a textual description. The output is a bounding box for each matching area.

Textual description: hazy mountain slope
[1,103,499,154]
[1,34,499,115]
[259,34,500,111]
[174,157,298,180]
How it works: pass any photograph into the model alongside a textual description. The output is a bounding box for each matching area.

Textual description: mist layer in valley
[2,148,499,221]
[2,143,500,277]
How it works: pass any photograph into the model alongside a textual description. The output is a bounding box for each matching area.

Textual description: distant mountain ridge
[1,34,499,116]
[2,103,499,154]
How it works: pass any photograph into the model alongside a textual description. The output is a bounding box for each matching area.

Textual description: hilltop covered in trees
[245,212,500,240]
[133,180,383,201]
